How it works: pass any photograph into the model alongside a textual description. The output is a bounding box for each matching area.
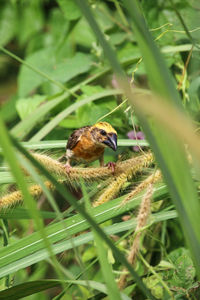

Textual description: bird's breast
[71,135,104,162]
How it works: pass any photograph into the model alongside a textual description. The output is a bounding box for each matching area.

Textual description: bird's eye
[100,130,106,136]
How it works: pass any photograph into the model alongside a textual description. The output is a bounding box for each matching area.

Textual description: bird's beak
[103,133,117,151]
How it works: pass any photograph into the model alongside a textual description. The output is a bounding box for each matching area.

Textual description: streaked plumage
[65,122,117,171]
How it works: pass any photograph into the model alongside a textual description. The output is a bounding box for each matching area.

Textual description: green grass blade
[0,117,66,282]
[0,208,56,219]
[81,181,122,300]
[0,139,149,153]
[0,184,167,272]
[0,210,176,278]
[122,0,180,102]
[122,0,200,274]
[0,279,131,300]
[0,280,61,300]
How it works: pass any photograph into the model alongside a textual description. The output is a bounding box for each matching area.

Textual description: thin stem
[139,252,174,299]
[1,219,10,288]
[113,0,129,27]
[168,0,200,50]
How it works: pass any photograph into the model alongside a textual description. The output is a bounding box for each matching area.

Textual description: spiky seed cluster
[121,170,161,206]
[0,181,55,209]
[118,183,153,290]
[0,151,155,210]
[93,152,155,207]
[32,153,67,177]
[32,152,154,181]
[93,173,128,207]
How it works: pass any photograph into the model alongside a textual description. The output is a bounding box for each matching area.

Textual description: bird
[65,122,117,173]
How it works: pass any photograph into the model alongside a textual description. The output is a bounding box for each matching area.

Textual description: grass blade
[0,210,176,278]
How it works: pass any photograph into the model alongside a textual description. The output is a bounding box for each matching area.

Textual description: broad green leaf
[57,0,81,20]
[143,276,164,300]
[18,50,92,97]
[0,3,16,46]
[0,96,18,123]
[71,17,95,47]
[11,66,110,139]
[18,47,55,97]
[164,247,196,289]
[17,1,44,46]
[70,3,113,48]
[16,95,46,120]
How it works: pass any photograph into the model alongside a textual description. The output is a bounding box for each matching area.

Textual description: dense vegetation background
[0,0,200,299]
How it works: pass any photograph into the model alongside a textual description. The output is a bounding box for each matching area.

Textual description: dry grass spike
[118,183,153,290]
[93,152,155,207]
[121,169,162,206]
[0,181,55,210]
[0,152,154,210]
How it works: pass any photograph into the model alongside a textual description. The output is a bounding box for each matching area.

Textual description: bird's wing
[66,126,90,150]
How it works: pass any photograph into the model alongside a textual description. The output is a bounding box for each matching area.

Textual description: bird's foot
[106,162,116,174]
[64,163,72,174]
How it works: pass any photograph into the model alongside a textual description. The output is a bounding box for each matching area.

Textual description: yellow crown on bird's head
[93,122,117,134]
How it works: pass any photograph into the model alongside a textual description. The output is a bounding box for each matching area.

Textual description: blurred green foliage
[0,0,200,299]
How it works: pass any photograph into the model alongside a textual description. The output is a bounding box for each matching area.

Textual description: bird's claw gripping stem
[65,163,72,174]
[106,162,116,174]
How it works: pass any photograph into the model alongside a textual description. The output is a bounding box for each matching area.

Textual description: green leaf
[0,139,148,152]
[0,96,18,123]
[0,208,56,220]
[0,280,61,300]
[71,17,96,48]
[16,95,46,120]
[0,279,131,300]
[164,248,196,289]
[143,275,164,300]
[0,3,17,46]
[81,181,122,300]
[187,77,200,114]
[0,209,176,279]
[57,0,81,21]
[18,47,55,97]
[94,232,122,300]
[11,67,109,139]
[17,1,44,46]
[18,49,92,97]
